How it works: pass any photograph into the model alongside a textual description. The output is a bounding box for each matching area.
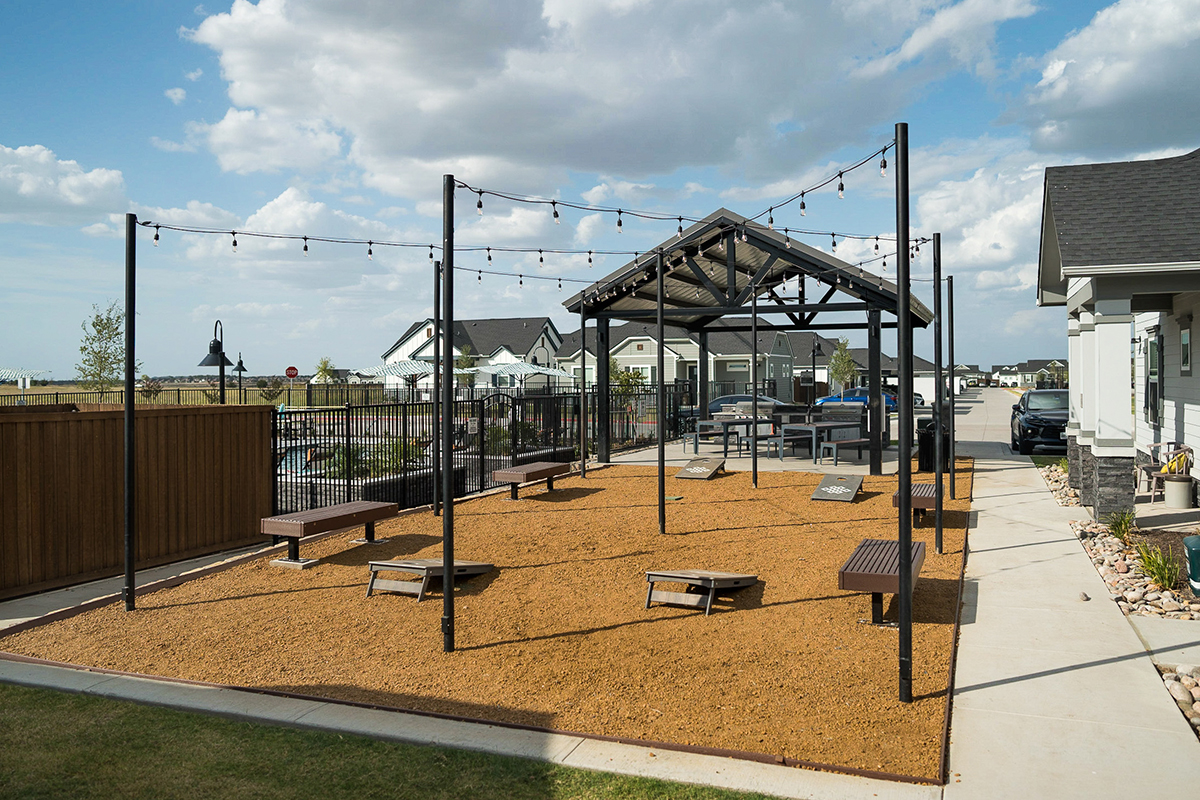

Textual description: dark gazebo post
[441,175,455,653]
[751,279,759,488]
[895,121,914,704]
[933,234,944,554]
[579,302,587,478]
[656,251,666,536]
[597,318,611,462]
[433,260,441,517]
[123,212,137,611]
[948,275,956,500]
[698,330,710,421]
[868,309,883,475]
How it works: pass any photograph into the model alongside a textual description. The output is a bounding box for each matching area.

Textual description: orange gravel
[2,462,972,780]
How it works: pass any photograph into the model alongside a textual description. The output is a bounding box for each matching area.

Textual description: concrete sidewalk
[3,388,1199,799]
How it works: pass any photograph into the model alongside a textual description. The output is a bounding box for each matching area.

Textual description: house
[378,317,563,391]
[991,365,1020,387]
[1015,358,1068,388]
[786,332,839,402]
[1036,146,1200,517]
[555,319,794,402]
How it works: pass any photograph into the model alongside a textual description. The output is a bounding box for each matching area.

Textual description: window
[1145,328,1164,426]
[636,344,644,351]
[426,327,432,338]
[1183,326,1192,375]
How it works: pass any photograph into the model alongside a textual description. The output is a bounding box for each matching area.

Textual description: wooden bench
[645,569,758,615]
[491,461,571,500]
[837,538,926,624]
[892,482,937,524]
[366,558,494,600]
[818,437,870,465]
[260,500,399,569]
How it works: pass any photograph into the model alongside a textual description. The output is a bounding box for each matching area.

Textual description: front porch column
[1077,309,1096,507]
[1066,313,1082,491]
[1089,299,1135,519]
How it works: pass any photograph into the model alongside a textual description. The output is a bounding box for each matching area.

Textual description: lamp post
[811,339,823,404]
[234,353,247,404]
[198,320,233,404]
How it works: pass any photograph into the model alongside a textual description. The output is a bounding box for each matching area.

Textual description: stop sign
[285,366,298,378]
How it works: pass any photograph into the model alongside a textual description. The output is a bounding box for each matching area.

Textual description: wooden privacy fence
[0,404,272,600]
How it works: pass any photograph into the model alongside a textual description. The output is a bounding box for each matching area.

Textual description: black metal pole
[867,310,883,475]
[948,275,957,500]
[811,341,817,406]
[656,251,666,536]
[219,350,226,405]
[433,260,441,517]
[123,212,137,611]
[933,233,944,555]
[441,175,455,653]
[751,281,759,488]
[895,121,914,704]
[580,303,587,478]
[597,319,611,462]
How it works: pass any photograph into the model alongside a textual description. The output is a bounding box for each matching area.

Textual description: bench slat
[837,538,926,594]
[262,500,398,537]
[648,590,707,609]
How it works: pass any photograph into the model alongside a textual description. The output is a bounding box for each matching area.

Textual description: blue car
[814,387,898,413]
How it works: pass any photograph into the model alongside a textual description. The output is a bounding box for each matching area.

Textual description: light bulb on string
[767,208,774,230]
[303,236,308,256]
[519,274,523,287]
[616,210,623,233]
[153,225,160,246]
[784,228,791,248]
[880,147,888,177]
[830,233,837,253]
[558,277,562,291]
[552,201,560,224]
[837,172,844,199]
[874,236,879,254]
[538,249,543,266]
[231,231,238,252]
[487,247,492,266]
[799,192,806,216]
[476,190,484,216]
[587,250,593,267]
[740,226,748,243]
[677,217,683,239]
[367,241,373,261]
[718,234,725,252]
[429,246,434,263]
[477,270,482,283]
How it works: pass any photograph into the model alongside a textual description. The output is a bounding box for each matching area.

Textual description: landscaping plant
[1104,507,1138,543]
[1058,456,1069,473]
[1135,541,1182,590]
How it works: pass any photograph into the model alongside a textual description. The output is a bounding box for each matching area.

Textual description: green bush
[1057,457,1069,473]
[1135,541,1181,590]
[1104,507,1138,543]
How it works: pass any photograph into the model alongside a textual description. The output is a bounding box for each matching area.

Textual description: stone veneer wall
[1080,445,1096,508]
[1092,455,1135,520]
[1067,436,1081,490]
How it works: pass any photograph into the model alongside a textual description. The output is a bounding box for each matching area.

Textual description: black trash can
[917,418,950,472]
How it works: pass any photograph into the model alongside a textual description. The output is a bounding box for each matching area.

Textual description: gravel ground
[1,462,972,779]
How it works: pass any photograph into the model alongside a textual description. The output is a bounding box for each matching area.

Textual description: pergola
[563,207,933,473]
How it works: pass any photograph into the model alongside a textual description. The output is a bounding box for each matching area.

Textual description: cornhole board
[645,569,758,615]
[811,474,863,502]
[675,457,725,480]
[366,558,494,601]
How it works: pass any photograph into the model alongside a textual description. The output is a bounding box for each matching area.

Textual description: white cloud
[190,301,300,321]
[180,0,1028,198]
[1024,0,1200,155]
[0,144,125,225]
[186,68,204,81]
[165,87,186,105]
[150,136,196,153]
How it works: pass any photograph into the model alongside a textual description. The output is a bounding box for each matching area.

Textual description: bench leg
[645,581,655,609]
[287,538,300,562]
[510,483,519,501]
[365,520,375,543]
[366,569,377,597]
[417,573,432,602]
[705,586,716,616]
[871,592,883,624]
[547,476,554,492]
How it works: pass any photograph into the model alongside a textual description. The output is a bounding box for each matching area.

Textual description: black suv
[1011,389,1068,455]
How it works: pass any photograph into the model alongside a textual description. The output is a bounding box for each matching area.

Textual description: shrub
[1104,507,1138,543]
[1057,457,1069,473]
[1135,541,1181,590]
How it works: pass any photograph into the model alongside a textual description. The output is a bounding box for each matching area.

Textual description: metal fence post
[344,403,352,504]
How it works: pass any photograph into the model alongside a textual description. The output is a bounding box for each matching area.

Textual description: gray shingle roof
[556,319,787,359]
[385,317,557,361]
[1045,147,1200,268]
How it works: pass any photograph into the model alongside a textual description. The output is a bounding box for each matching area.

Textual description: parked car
[1010,389,1068,455]
[814,387,898,413]
[682,394,790,418]
[913,392,925,406]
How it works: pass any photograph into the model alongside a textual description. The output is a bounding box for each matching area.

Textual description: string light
[800,192,806,216]
[831,233,837,253]
[558,277,562,291]
[538,249,544,266]
[880,147,888,177]
[429,246,434,263]
[677,217,683,239]
[303,236,308,256]
[740,226,748,243]
[153,225,160,246]
[476,190,484,216]
[587,250,593,267]
[874,236,879,254]
[231,231,237,252]
[616,209,623,233]
[767,208,774,230]
[487,247,492,265]
[552,201,560,224]
[837,172,844,199]
[478,269,482,283]
[519,274,523,287]
[784,228,791,248]
[367,240,373,261]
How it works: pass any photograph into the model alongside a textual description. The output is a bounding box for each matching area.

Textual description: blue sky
[3,0,1199,379]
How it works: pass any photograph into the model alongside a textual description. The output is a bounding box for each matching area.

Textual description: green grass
[0,684,773,800]
[1029,456,1060,468]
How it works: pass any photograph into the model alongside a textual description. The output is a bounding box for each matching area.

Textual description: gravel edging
[1039,464,1081,506]
[1158,664,1200,731]
[1070,520,1200,620]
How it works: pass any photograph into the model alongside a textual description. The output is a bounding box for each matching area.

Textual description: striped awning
[355,360,435,378]
[0,368,45,381]
[475,362,575,379]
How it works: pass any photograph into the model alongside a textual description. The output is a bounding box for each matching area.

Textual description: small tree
[260,377,285,403]
[314,356,338,384]
[827,337,858,398]
[455,345,477,387]
[76,301,140,391]
[137,374,163,401]
[610,356,646,406]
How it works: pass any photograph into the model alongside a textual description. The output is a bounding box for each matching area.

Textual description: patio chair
[1134,442,1192,503]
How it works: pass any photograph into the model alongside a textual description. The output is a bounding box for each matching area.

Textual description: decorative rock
[1115,560,1129,574]
[1180,674,1198,689]
[1145,592,1161,602]
[1164,672,1181,682]
[1168,681,1194,705]
[1124,590,1144,604]
[1078,592,1090,602]
[1162,600,1182,612]
[1191,686,1200,701]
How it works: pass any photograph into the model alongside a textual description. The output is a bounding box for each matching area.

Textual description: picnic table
[774,421,861,463]
[687,418,769,458]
